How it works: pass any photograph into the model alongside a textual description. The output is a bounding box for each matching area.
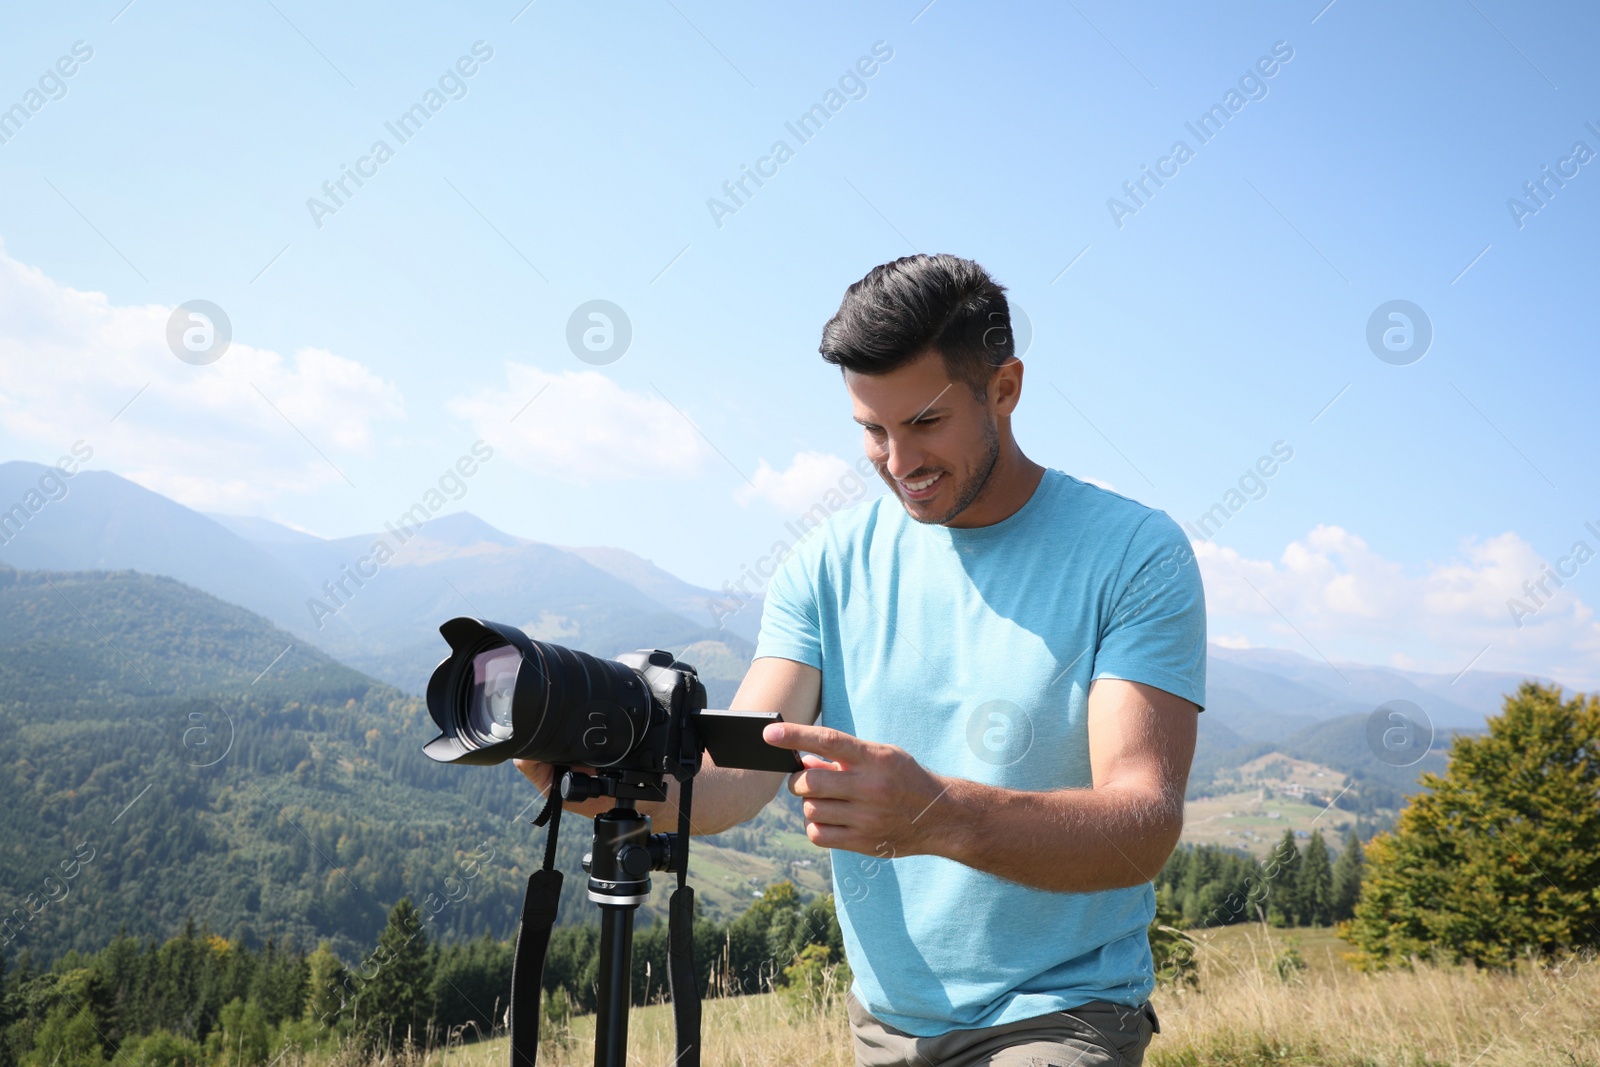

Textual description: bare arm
[935,679,1197,889]
[767,677,1197,892]
[514,655,821,835]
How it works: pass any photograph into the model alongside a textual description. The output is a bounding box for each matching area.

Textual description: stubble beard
[890,416,1001,527]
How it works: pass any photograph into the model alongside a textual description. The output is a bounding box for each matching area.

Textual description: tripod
[508,767,702,1067]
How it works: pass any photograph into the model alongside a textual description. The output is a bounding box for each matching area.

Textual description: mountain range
[0,461,757,704]
[0,459,1565,749]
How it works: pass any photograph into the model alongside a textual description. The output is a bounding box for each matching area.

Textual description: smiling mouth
[898,471,944,499]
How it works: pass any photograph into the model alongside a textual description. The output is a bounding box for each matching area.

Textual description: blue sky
[1,0,1596,687]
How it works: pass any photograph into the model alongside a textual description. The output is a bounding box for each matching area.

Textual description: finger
[764,721,874,763]
[513,759,550,789]
[789,764,857,800]
[801,798,855,826]
[790,753,841,791]
[802,822,873,853]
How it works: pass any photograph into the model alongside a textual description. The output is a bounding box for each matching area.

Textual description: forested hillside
[0,565,826,966]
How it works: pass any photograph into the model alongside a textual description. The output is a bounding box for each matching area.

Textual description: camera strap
[667,776,700,1067]
[509,767,568,1067]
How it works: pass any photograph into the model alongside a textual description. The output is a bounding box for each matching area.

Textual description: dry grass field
[420,923,1599,1066]
[438,975,855,1067]
[1146,924,1599,1067]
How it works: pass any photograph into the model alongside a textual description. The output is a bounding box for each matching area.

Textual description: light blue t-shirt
[753,467,1206,1036]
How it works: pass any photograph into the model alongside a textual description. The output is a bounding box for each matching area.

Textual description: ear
[990,358,1024,417]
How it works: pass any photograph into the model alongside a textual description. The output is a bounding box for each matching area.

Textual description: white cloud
[1194,524,1600,688]
[446,362,710,481]
[0,245,404,510]
[736,451,868,512]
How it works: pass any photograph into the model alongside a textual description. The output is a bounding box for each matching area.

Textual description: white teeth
[904,473,940,492]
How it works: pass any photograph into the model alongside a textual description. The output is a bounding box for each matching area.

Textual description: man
[520,253,1205,1067]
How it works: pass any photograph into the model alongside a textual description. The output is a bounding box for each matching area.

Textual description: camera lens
[523,640,649,767]
[424,618,665,768]
[469,646,521,742]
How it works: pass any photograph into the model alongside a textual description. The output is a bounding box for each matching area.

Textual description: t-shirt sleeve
[753,541,824,670]
[1091,510,1207,711]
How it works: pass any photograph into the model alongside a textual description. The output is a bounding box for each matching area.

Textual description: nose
[880,432,925,482]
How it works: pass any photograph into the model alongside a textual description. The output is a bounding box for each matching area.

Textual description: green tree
[356,900,432,1049]
[108,1031,201,1067]
[303,945,346,1028]
[1270,940,1307,982]
[1330,831,1366,922]
[22,1003,105,1067]
[86,935,145,1046]
[1341,682,1600,969]
[429,935,511,1035]
[794,894,844,965]
[724,883,801,993]
[1155,843,1264,928]
[201,1000,268,1067]
[780,945,842,1012]
[1296,830,1334,926]
[538,988,573,1054]
[245,942,305,1027]
[1264,829,1300,926]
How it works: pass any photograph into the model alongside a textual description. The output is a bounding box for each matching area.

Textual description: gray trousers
[847,991,1160,1067]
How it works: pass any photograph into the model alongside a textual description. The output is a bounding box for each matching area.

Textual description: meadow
[401,923,1597,1066]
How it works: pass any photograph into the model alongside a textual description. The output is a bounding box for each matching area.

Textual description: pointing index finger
[764,721,872,763]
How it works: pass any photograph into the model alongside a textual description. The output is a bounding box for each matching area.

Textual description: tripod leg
[668,886,700,1067]
[593,905,635,1067]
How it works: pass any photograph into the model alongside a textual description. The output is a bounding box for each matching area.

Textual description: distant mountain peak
[401,511,529,549]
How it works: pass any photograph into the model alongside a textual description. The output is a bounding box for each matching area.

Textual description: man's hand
[512,760,615,819]
[763,721,952,857]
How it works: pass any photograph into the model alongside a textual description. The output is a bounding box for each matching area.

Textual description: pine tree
[1330,831,1366,922]
[1177,846,1210,925]
[1265,829,1300,926]
[1342,682,1600,969]
[357,900,433,1049]
[1296,830,1334,926]
[245,940,300,1027]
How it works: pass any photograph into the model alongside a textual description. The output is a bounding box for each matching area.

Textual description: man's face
[845,347,1001,526]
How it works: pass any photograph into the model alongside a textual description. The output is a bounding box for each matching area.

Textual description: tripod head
[562,771,675,906]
